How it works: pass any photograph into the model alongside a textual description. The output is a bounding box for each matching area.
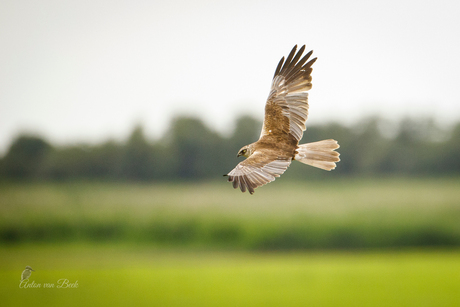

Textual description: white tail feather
[294,139,340,171]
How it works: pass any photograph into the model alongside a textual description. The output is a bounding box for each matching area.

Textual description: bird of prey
[21,266,35,281]
[225,45,340,194]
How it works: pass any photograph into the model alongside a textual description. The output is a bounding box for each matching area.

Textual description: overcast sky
[1,0,459,153]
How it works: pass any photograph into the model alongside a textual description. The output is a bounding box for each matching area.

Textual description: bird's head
[25,266,34,271]
[237,144,254,158]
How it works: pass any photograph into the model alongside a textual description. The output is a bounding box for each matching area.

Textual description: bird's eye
[242,149,247,154]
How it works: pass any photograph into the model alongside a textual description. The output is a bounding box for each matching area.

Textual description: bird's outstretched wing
[226,151,291,195]
[260,45,316,141]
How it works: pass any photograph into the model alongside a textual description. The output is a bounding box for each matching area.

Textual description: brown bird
[225,45,340,194]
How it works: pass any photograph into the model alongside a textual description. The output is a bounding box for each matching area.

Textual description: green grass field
[1,178,460,249]
[1,244,459,306]
[1,178,460,306]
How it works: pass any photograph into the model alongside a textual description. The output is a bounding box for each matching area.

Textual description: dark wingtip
[306,57,317,67]
[274,56,285,78]
[297,45,306,56]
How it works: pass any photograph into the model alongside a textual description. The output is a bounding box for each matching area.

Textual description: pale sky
[1,0,459,154]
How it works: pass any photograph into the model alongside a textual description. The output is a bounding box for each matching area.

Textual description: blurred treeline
[1,115,459,181]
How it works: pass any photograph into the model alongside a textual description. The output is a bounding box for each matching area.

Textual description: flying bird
[225,45,340,194]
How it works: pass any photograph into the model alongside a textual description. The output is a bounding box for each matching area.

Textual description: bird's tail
[294,139,340,171]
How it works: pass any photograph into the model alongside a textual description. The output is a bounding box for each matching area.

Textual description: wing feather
[260,45,316,142]
[273,57,284,77]
[226,151,292,195]
[279,45,298,75]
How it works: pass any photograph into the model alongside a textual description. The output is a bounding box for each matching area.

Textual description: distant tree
[168,117,225,179]
[120,125,155,180]
[434,122,460,175]
[1,115,459,182]
[378,118,433,174]
[0,135,51,179]
[349,117,390,175]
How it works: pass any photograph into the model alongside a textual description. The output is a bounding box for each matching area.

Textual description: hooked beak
[237,153,241,157]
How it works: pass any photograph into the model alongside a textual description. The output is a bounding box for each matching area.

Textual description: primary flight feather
[225,45,340,194]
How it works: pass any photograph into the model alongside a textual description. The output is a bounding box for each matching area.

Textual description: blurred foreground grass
[1,178,460,249]
[1,179,460,306]
[1,244,459,306]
